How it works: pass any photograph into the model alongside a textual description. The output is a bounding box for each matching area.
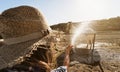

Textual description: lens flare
[71,21,91,46]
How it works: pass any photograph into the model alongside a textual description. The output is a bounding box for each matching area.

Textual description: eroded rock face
[0,6,50,39]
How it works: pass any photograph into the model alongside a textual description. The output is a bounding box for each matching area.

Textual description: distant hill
[50,22,81,34]
[50,17,120,33]
[91,16,120,31]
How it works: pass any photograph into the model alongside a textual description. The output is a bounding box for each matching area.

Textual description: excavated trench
[0,45,51,72]
[0,34,120,72]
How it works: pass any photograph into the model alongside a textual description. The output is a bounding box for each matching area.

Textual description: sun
[74,0,107,21]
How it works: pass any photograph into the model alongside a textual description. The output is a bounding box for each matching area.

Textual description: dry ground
[56,31,120,72]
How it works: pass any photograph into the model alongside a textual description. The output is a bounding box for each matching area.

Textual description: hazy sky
[0,0,120,25]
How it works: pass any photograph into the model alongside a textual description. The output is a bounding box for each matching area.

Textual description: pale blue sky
[0,0,120,25]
